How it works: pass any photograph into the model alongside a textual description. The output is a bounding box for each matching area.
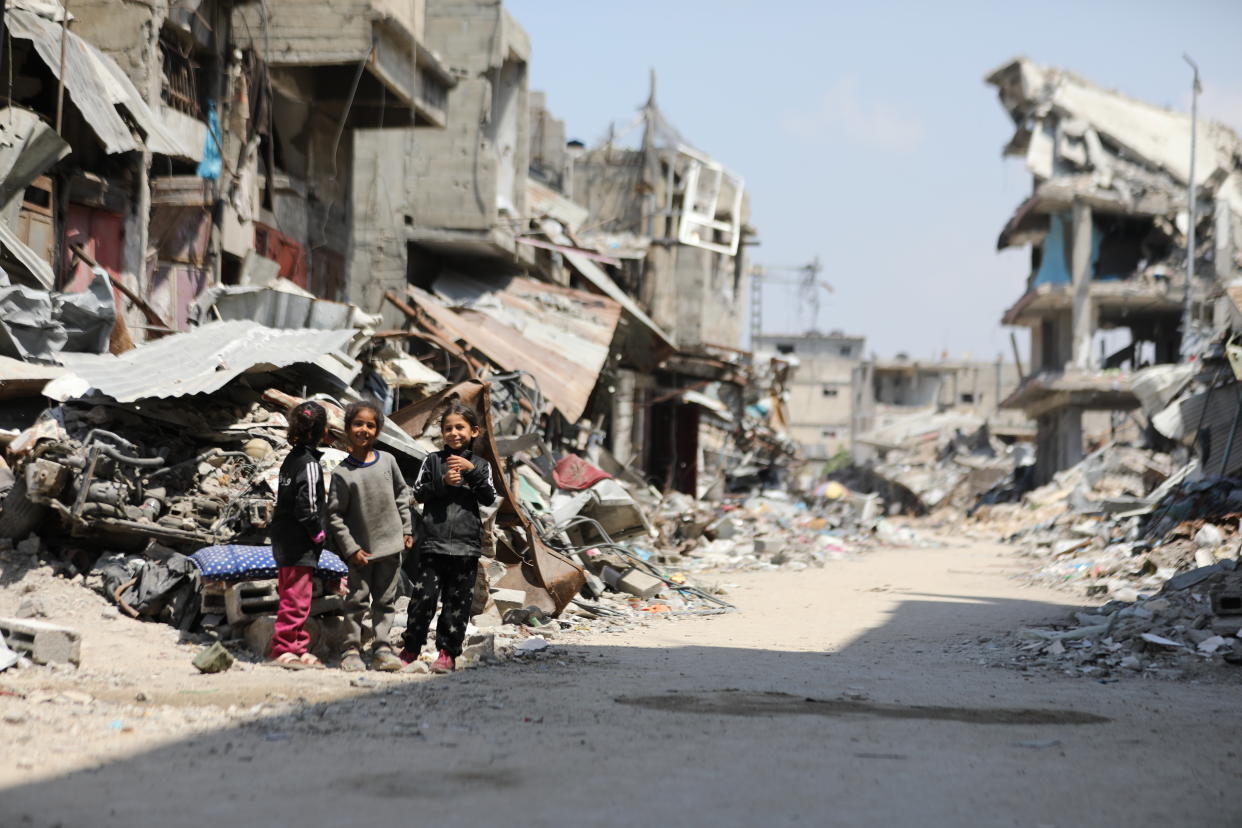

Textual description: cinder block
[616,567,664,600]
[489,588,527,616]
[0,617,81,665]
[1211,585,1242,616]
[224,579,342,625]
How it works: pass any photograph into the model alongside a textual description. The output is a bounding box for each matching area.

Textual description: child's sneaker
[398,647,419,666]
[340,650,365,672]
[430,650,455,674]
[372,649,402,672]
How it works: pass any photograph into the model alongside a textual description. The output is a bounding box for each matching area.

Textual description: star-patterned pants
[402,553,478,658]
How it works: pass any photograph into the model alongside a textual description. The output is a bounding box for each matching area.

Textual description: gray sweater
[326,450,412,561]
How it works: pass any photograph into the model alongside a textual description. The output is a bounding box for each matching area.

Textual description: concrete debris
[997,567,1242,679]
[0,616,81,666]
[191,641,234,674]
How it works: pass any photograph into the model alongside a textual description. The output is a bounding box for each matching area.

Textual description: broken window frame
[674,145,744,257]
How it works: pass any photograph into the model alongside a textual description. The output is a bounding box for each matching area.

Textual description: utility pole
[749,259,832,345]
[1181,54,1201,361]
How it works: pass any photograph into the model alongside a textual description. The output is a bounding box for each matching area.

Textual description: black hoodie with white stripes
[270,445,326,568]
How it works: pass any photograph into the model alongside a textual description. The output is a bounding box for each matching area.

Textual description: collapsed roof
[987,57,1242,254]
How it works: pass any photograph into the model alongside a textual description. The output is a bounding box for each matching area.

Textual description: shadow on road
[3,589,1236,828]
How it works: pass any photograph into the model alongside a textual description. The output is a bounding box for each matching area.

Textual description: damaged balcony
[232,0,454,127]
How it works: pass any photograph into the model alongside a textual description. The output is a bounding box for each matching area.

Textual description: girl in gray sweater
[327,401,412,672]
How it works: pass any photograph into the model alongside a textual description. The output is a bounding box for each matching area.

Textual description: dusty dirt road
[3,537,1240,828]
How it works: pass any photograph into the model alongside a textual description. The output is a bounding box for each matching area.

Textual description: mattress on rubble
[189,545,347,582]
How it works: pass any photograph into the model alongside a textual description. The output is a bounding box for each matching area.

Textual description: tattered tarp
[0,268,114,360]
[552,454,611,491]
[6,8,192,158]
[412,276,620,422]
[48,320,358,403]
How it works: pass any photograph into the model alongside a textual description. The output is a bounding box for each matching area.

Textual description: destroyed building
[0,0,811,674]
[753,331,863,462]
[0,0,452,355]
[987,57,1242,483]
[567,82,771,495]
[851,356,1032,464]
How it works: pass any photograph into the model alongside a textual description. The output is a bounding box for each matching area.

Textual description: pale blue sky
[508,0,1242,361]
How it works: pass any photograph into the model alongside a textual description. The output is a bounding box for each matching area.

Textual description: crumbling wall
[643,242,744,350]
[350,128,415,324]
[408,0,529,231]
[570,149,644,233]
[70,1,164,98]
[232,0,418,65]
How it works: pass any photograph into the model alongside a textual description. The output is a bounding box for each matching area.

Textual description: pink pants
[270,565,314,657]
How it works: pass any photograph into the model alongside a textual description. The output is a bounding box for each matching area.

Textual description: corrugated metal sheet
[201,283,376,334]
[0,221,55,289]
[0,354,64,399]
[411,277,621,422]
[1153,382,1242,475]
[540,219,675,351]
[53,320,358,402]
[7,9,191,158]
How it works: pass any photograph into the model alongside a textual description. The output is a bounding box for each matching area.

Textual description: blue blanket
[189,545,348,582]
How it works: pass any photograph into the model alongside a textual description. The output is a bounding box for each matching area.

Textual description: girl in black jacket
[269,401,328,668]
[400,401,497,673]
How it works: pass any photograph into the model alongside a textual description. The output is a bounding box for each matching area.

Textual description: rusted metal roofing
[409,276,621,422]
[51,320,359,403]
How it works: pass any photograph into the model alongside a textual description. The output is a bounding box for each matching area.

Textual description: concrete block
[616,567,664,600]
[461,633,495,663]
[192,642,234,674]
[471,605,503,628]
[490,588,527,616]
[0,617,80,666]
[224,579,342,625]
[1210,583,1242,616]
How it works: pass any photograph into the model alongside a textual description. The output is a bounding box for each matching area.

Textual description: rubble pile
[997,561,1242,679]
[845,411,1025,517]
[0,296,800,675]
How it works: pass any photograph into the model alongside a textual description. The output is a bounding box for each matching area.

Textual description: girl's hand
[443,469,462,486]
[446,455,474,473]
[403,534,414,549]
[349,549,370,567]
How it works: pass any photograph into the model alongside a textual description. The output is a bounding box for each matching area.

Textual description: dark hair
[287,401,327,446]
[344,400,385,433]
[439,400,480,431]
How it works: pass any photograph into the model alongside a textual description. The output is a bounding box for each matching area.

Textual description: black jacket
[270,445,325,568]
[412,448,497,557]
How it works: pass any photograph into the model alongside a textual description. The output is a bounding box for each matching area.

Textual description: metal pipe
[55,0,70,132]
[1181,54,1201,361]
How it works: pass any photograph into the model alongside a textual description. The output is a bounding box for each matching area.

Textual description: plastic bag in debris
[97,553,200,629]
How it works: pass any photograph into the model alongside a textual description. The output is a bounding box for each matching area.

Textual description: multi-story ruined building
[13,0,452,339]
[850,356,1031,463]
[987,58,1242,482]
[753,331,864,462]
[569,85,755,492]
